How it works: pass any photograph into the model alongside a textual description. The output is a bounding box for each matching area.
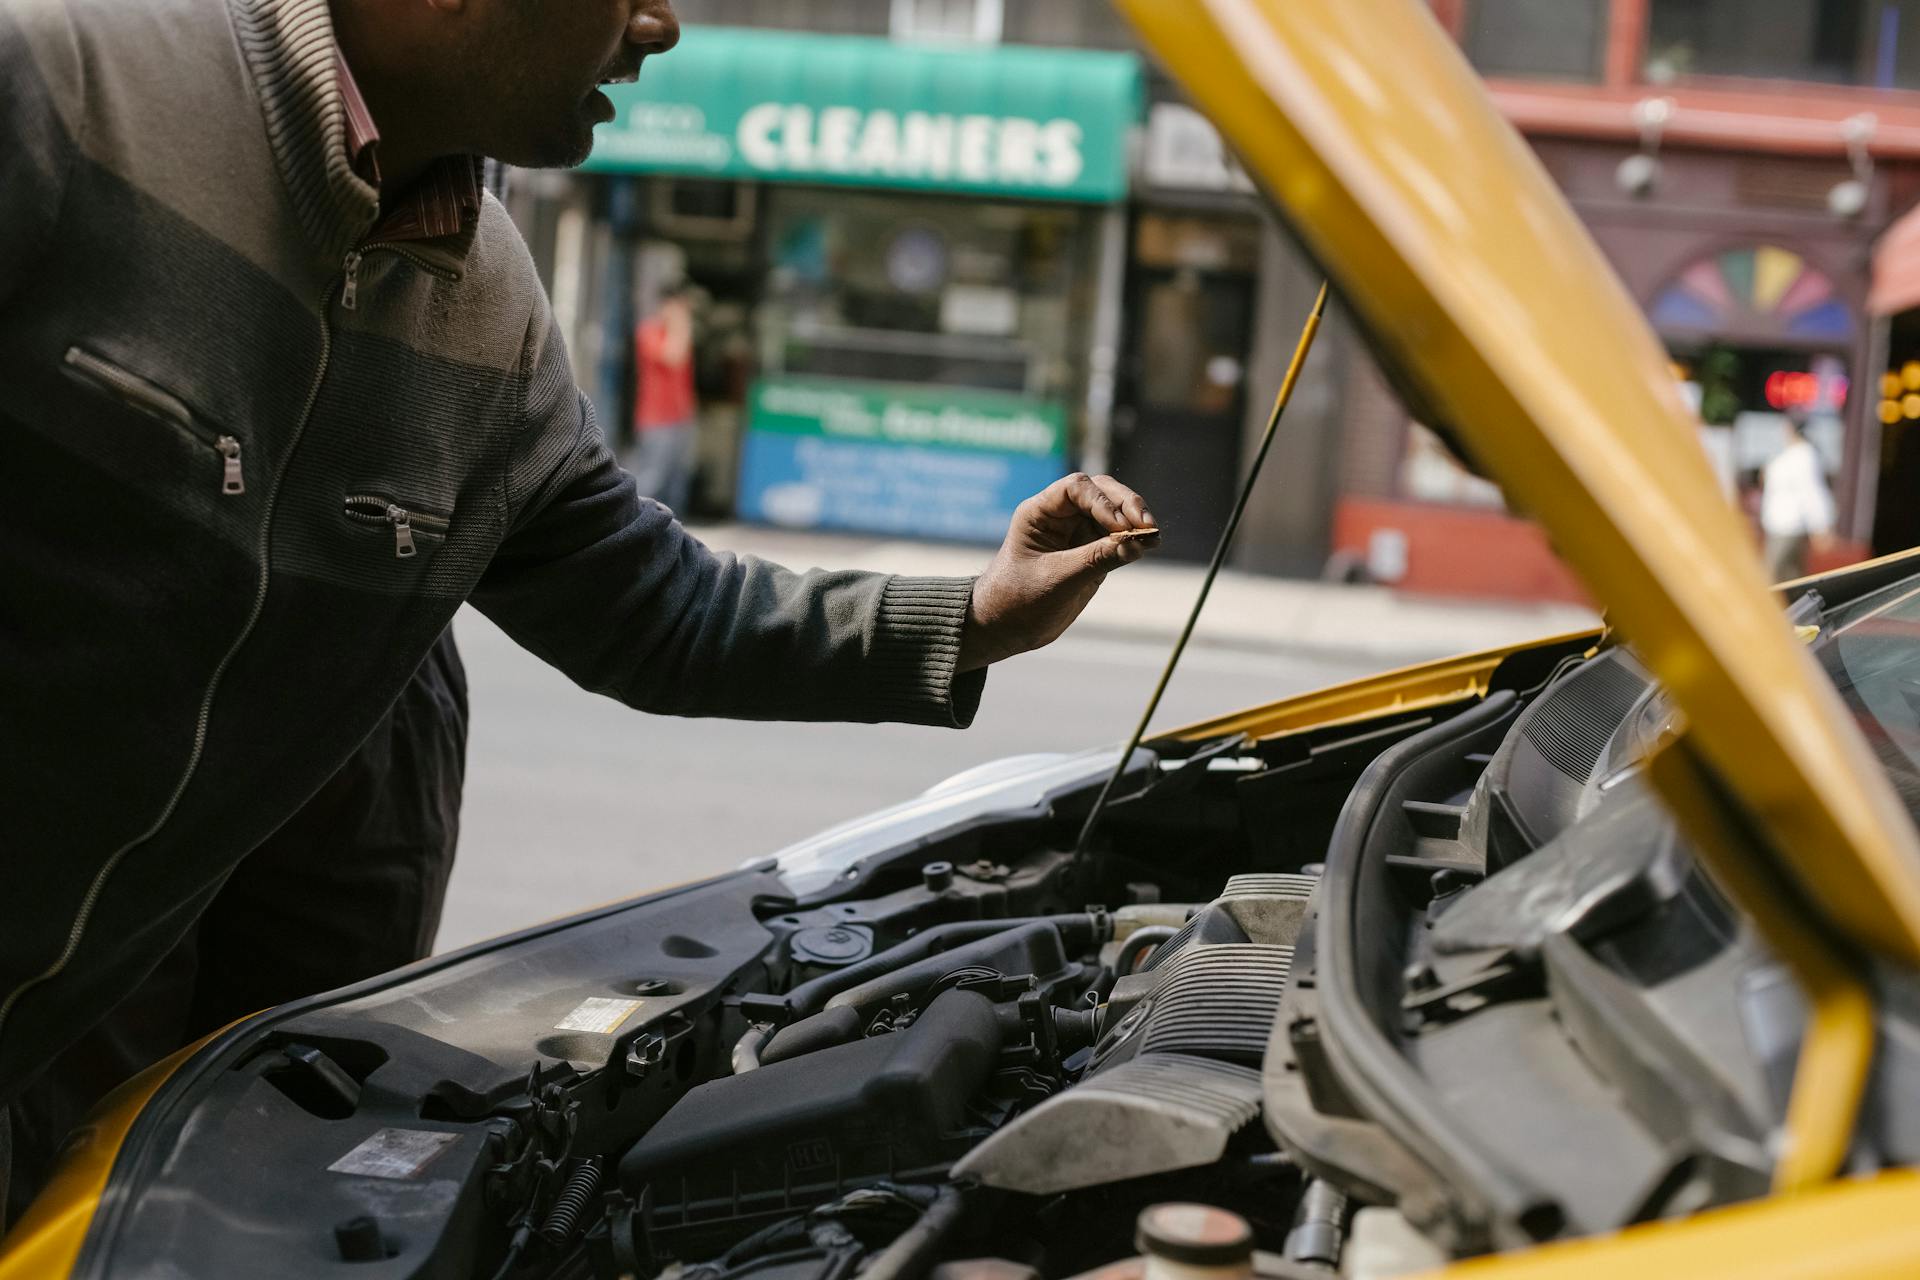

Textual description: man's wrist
[957,577,990,673]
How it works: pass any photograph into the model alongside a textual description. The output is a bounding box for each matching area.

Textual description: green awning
[582,27,1143,203]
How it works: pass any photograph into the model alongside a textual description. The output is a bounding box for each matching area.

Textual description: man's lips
[597,57,645,87]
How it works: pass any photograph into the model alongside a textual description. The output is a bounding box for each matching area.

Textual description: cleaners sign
[584,28,1141,203]
[736,377,1071,543]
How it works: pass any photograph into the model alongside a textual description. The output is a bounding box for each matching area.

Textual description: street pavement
[436,524,1599,949]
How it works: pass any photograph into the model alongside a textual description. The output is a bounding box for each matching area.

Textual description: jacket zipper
[344,494,451,558]
[0,273,347,1055]
[340,244,459,312]
[62,346,245,496]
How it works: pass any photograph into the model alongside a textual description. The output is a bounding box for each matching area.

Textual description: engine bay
[66,627,1920,1280]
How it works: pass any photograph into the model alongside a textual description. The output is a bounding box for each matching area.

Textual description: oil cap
[789,924,873,967]
[1136,1203,1253,1276]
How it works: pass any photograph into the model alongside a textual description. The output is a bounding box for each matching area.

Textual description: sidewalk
[686,522,1601,667]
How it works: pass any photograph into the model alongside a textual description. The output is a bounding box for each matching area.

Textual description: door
[1114,263,1257,561]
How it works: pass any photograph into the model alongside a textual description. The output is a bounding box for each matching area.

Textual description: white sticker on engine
[554,996,644,1035]
[327,1128,459,1180]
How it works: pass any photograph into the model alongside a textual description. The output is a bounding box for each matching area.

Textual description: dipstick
[1073,282,1330,858]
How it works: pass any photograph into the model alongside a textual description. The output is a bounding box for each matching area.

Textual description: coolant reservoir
[1136,1204,1254,1280]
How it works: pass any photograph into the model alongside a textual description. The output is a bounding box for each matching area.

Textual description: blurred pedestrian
[1761,414,1837,581]
[627,282,699,514]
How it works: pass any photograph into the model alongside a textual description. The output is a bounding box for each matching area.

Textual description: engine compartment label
[555,996,645,1035]
[327,1128,459,1180]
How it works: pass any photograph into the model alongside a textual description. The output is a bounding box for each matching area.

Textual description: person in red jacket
[628,282,700,513]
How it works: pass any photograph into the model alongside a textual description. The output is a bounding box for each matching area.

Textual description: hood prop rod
[1073,282,1329,858]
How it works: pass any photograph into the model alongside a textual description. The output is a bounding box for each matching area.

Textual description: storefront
[1326,134,1909,601]
[527,26,1142,541]
[1869,203,1920,557]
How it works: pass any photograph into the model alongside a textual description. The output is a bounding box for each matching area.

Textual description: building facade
[1331,0,1920,599]
[508,0,1351,571]
[512,0,1920,596]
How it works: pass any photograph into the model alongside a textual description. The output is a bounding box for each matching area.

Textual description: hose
[1284,1177,1349,1266]
[731,1023,775,1074]
[857,1185,964,1280]
[784,913,1109,1019]
[824,919,1102,1014]
[1115,924,1180,977]
[486,1225,531,1280]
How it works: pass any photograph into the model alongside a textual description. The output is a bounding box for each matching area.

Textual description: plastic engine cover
[618,989,1003,1242]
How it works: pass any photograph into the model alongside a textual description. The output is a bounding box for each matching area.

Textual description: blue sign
[737,432,1069,544]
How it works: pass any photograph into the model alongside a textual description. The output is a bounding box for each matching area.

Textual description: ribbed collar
[226,0,481,274]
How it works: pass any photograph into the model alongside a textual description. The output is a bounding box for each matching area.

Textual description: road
[438,607,1373,948]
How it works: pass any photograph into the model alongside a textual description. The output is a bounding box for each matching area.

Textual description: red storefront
[1330,0,1920,602]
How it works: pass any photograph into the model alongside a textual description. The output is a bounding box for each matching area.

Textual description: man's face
[464,0,679,169]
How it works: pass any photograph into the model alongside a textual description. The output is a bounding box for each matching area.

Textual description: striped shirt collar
[334,51,481,243]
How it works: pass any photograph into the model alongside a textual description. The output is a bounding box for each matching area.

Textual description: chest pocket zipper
[344,494,451,559]
[62,346,244,495]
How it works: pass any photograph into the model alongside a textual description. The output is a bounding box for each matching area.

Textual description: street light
[1829,113,1876,219]
[1616,97,1673,198]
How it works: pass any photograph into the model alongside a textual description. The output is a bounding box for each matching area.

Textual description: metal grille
[1519,659,1647,782]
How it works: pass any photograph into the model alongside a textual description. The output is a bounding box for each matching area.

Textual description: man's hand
[958,473,1159,671]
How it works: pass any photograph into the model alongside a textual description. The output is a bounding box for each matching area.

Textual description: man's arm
[472,317,1155,726]
[471,336,984,726]
[0,0,81,310]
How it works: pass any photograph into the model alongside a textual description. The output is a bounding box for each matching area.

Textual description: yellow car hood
[1116,0,1920,966]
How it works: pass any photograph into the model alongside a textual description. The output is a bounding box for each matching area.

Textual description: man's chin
[497,116,599,171]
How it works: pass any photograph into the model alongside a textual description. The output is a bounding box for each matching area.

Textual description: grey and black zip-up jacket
[0,0,984,1103]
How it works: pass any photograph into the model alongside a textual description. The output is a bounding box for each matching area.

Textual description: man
[0,0,1158,1208]
[627,281,700,513]
[1760,413,1836,581]
[4,627,469,1223]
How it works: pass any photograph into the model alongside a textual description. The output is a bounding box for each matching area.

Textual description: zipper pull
[217,436,245,495]
[388,504,417,558]
[342,251,362,311]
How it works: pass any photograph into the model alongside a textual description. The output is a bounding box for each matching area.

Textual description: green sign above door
[583,27,1143,203]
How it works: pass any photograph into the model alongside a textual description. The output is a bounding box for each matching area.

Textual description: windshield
[1813,576,1920,824]
[1611,576,1920,827]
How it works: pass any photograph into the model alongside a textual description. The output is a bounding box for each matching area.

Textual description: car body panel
[1110,0,1920,970]
[763,748,1150,899]
[1165,629,1602,744]
[1405,1168,1920,1279]
[0,1035,216,1280]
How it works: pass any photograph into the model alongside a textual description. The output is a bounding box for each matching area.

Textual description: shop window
[1460,0,1606,81]
[1399,424,1506,507]
[1132,212,1260,275]
[648,180,758,242]
[1003,0,1137,51]
[1671,345,1848,515]
[1873,319,1920,553]
[672,0,890,37]
[759,188,1090,399]
[890,0,1002,43]
[1646,0,1920,89]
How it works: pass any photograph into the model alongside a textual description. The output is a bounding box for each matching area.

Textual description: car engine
[65,626,1920,1280]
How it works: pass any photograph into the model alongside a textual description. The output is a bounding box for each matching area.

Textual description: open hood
[1114,0,1920,970]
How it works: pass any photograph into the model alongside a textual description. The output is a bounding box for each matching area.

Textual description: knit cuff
[869,575,986,729]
